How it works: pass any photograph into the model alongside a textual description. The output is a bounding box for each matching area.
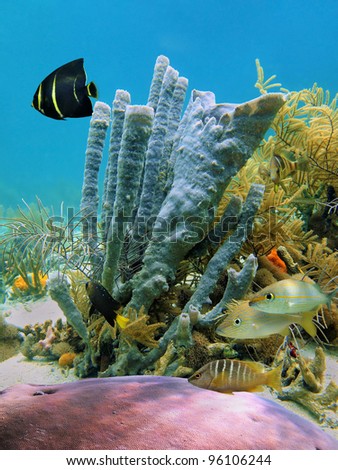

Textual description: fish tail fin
[87,81,98,98]
[299,311,317,338]
[265,364,283,393]
[116,314,130,329]
[327,287,338,310]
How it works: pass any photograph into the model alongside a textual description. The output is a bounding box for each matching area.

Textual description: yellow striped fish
[216,300,318,339]
[249,278,338,315]
[188,359,282,393]
[270,153,308,191]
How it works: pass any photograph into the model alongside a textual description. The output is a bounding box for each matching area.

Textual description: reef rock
[0,376,337,450]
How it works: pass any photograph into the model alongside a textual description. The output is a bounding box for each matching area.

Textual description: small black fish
[85,281,129,329]
[32,58,98,120]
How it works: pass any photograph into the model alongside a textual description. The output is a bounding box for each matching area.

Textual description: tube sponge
[184,184,264,312]
[200,254,258,326]
[102,90,131,240]
[127,93,285,312]
[174,313,193,348]
[47,273,89,345]
[147,55,170,110]
[80,101,111,251]
[102,105,154,291]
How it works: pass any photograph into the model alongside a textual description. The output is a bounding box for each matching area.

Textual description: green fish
[188,359,282,393]
[85,281,129,329]
[32,58,98,120]
[216,300,318,339]
[248,278,337,315]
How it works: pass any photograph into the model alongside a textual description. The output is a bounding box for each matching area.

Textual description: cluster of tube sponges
[80,55,285,319]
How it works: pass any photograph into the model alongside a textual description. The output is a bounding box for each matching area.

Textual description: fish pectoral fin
[89,305,97,317]
[210,375,227,389]
[87,81,98,98]
[116,314,130,329]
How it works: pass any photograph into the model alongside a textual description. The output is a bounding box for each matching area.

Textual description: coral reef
[22,55,282,378]
[18,314,83,365]
[124,92,284,313]
[0,55,336,432]
[0,199,59,300]
[122,310,165,349]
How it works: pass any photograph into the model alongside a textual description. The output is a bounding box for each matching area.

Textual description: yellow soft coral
[12,275,30,291]
[12,272,48,292]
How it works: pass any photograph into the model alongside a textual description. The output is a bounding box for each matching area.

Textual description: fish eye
[194,373,201,379]
[265,293,275,301]
[234,318,242,326]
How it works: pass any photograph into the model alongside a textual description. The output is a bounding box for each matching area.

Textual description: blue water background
[1,0,337,214]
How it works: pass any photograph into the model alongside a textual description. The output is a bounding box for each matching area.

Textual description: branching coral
[255,60,338,194]
[121,308,166,348]
[222,60,338,260]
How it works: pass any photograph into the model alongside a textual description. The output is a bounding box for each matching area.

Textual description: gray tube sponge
[199,253,258,327]
[102,90,131,240]
[184,183,264,312]
[135,66,179,238]
[152,76,189,215]
[127,93,285,312]
[47,273,89,345]
[80,101,111,249]
[189,195,242,259]
[102,105,154,291]
[147,55,170,110]
[174,312,193,348]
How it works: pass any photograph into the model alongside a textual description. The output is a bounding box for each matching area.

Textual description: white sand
[0,296,66,328]
[0,296,75,391]
[0,353,77,390]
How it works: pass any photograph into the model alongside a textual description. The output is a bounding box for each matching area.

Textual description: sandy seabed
[0,297,78,390]
[0,296,337,441]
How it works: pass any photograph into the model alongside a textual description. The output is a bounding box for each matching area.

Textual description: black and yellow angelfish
[32,58,98,120]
